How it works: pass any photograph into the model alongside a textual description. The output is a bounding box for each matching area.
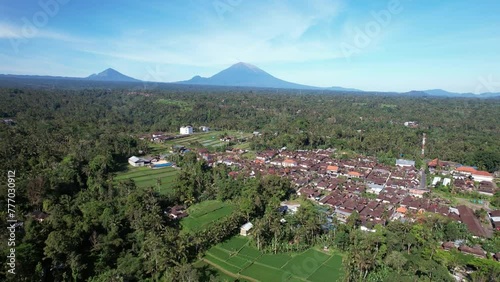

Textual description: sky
[0,0,499,93]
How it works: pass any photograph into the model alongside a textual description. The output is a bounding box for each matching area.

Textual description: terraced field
[202,236,344,282]
[163,131,253,150]
[113,166,179,195]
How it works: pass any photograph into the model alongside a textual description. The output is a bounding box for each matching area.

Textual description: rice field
[202,236,344,282]
[163,131,253,150]
[113,166,179,195]
[180,200,235,233]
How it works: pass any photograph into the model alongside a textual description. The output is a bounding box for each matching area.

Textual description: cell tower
[421,133,426,158]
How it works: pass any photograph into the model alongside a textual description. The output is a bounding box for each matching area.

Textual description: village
[127,127,500,261]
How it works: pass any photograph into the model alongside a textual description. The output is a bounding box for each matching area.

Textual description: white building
[128,156,149,167]
[396,159,415,167]
[472,171,494,182]
[442,178,451,186]
[199,126,210,132]
[180,126,193,135]
[240,222,253,236]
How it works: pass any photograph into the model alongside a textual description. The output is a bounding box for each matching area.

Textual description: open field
[202,236,344,282]
[181,200,236,233]
[163,131,253,150]
[113,166,179,195]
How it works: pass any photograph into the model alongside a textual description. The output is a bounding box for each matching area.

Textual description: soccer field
[202,236,344,282]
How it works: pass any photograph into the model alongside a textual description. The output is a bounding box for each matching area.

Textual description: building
[455,166,494,182]
[240,222,253,236]
[199,126,210,132]
[458,245,486,258]
[472,170,494,182]
[282,159,297,167]
[180,126,193,135]
[128,156,150,167]
[396,159,415,167]
[457,205,489,238]
[489,210,500,230]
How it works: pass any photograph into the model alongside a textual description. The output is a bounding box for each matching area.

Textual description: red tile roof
[456,166,476,173]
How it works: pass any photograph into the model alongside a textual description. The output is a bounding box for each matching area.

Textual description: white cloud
[78,0,345,68]
[0,22,83,43]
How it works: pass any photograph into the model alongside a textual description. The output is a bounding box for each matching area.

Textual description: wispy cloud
[0,22,84,43]
[79,0,345,67]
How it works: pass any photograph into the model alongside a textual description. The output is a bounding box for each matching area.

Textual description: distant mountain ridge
[1,64,499,97]
[86,68,140,82]
[0,68,140,83]
[422,89,500,98]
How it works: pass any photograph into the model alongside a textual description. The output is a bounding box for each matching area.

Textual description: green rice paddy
[180,200,236,233]
[113,166,179,195]
[202,236,344,282]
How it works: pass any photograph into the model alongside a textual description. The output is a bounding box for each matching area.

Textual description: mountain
[178,62,322,90]
[86,68,140,82]
[327,86,363,92]
[422,89,500,98]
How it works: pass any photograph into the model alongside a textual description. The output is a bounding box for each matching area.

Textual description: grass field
[181,200,236,233]
[113,166,179,195]
[201,236,344,282]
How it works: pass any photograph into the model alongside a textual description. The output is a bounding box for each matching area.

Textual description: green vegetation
[181,200,235,233]
[155,98,193,111]
[203,236,344,282]
[0,86,498,281]
[114,165,179,195]
[161,130,253,151]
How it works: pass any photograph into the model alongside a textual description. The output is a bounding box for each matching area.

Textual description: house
[240,222,253,236]
[404,121,418,128]
[199,126,210,132]
[478,181,496,196]
[282,159,297,167]
[128,156,150,167]
[167,205,187,219]
[457,205,489,238]
[180,126,193,135]
[432,177,441,186]
[327,165,339,175]
[347,171,363,179]
[442,242,456,251]
[472,170,494,182]
[494,252,500,262]
[455,166,493,182]
[488,210,500,230]
[396,159,415,167]
[458,245,486,258]
[31,211,49,222]
[455,166,476,176]
[280,202,301,214]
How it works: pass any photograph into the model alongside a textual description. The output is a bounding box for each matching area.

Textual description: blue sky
[1,0,499,92]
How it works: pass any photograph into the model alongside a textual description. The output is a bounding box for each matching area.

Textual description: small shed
[240,222,253,236]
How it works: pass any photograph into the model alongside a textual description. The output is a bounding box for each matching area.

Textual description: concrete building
[240,222,253,236]
[180,126,193,135]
